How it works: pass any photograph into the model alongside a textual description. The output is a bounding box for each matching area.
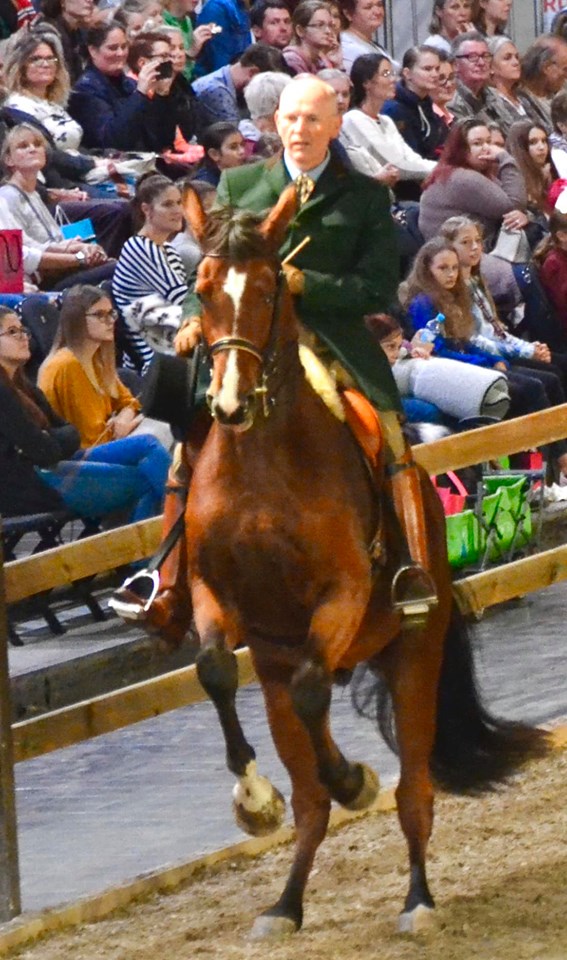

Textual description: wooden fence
[1,404,567,924]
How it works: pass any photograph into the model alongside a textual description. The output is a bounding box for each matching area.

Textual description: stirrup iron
[391,564,439,623]
[108,569,161,621]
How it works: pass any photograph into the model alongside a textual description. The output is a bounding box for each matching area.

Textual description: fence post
[0,529,21,922]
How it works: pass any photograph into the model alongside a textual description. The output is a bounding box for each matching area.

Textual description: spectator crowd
[3,0,567,524]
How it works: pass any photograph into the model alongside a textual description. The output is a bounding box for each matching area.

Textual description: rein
[204,256,286,419]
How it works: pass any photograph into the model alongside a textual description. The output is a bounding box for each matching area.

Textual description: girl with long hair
[282,0,335,76]
[471,0,512,37]
[506,119,555,219]
[423,0,473,54]
[0,304,170,520]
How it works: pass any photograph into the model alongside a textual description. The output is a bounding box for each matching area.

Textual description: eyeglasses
[28,55,59,66]
[456,53,491,63]
[306,21,335,31]
[85,310,117,325]
[0,327,31,339]
[438,74,455,86]
[378,70,396,79]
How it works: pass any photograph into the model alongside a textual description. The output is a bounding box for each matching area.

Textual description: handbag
[54,206,96,243]
[491,225,531,263]
[0,229,24,293]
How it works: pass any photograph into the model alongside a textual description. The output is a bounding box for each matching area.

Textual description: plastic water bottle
[418,312,445,344]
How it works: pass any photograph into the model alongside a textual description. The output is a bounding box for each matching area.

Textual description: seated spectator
[535,209,567,342]
[161,0,213,81]
[2,27,127,192]
[548,89,567,178]
[419,117,527,249]
[192,43,285,130]
[241,69,290,146]
[506,119,554,231]
[321,0,343,70]
[341,54,436,187]
[423,0,474,55]
[68,20,177,152]
[157,24,200,155]
[250,0,292,50]
[194,0,251,78]
[39,284,173,449]
[399,237,567,478]
[486,36,533,136]
[282,1,335,77]
[115,0,164,38]
[471,0,511,38]
[519,35,567,133]
[37,0,92,84]
[170,177,215,274]
[0,123,113,288]
[432,49,457,126]
[339,0,391,75]
[381,44,448,160]
[190,121,245,186]
[112,174,188,364]
[0,305,170,521]
[317,66,352,115]
[448,30,500,122]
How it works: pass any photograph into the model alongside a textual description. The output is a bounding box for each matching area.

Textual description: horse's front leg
[249,653,332,940]
[192,578,285,836]
[291,572,379,811]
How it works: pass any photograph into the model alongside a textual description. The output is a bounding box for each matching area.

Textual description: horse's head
[184,185,298,431]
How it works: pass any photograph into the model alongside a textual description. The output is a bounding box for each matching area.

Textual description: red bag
[0,230,24,293]
[432,470,468,516]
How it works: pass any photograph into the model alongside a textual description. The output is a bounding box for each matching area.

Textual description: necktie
[295,173,315,206]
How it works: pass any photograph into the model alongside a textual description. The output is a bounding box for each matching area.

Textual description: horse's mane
[202,206,271,260]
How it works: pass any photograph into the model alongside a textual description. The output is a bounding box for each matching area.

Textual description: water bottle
[418,312,445,344]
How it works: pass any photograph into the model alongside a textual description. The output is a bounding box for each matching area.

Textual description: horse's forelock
[203,207,271,261]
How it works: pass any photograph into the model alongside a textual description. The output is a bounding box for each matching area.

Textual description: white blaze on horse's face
[215,266,248,417]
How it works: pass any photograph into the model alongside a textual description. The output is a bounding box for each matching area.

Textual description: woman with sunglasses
[0,304,170,521]
[282,0,335,76]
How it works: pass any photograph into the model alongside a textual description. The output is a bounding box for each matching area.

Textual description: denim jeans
[38,434,171,522]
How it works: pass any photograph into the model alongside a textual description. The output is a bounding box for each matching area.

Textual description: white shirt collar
[283,150,331,184]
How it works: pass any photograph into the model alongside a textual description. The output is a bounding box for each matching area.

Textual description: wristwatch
[75,250,86,262]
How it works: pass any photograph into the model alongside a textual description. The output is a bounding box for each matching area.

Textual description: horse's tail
[351,602,549,793]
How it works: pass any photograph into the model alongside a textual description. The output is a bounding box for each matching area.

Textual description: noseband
[205,256,285,419]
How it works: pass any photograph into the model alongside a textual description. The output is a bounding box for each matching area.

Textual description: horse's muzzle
[209,393,257,431]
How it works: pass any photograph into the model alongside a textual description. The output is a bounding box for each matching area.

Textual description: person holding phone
[69,22,179,153]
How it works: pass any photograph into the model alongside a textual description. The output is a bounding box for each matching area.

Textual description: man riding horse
[112,76,438,641]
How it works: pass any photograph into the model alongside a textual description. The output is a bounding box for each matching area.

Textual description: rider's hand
[175,317,201,355]
[282,263,305,296]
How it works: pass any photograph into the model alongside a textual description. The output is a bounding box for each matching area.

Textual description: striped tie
[295,173,315,206]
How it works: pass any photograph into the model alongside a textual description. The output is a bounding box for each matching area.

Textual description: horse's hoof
[248,914,298,941]
[343,763,380,811]
[398,904,435,935]
[233,763,286,836]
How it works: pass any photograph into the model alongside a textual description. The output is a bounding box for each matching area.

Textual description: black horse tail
[351,602,549,793]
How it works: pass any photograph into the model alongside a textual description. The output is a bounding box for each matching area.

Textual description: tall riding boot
[380,411,439,625]
[110,446,193,650]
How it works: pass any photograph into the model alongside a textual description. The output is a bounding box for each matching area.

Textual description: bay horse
[182,186,545,939]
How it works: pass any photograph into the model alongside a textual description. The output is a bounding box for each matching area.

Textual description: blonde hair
[0,123,49,178]
[3,29,70,105]
[440,216,502,327]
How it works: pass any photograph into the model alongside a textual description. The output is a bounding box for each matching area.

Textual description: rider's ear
[259,184,298,251]
[182,186,208,243]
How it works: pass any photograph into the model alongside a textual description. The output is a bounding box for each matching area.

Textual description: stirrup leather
[108,569,161,621]
[391,564,439,623]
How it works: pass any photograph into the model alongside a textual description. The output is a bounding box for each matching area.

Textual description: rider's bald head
[275,76,342,171]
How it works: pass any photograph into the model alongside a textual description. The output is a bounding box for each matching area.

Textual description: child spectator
[534,208,567,341]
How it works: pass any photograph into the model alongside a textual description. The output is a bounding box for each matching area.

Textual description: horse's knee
[290,659,332,724]
[196,639,238,700]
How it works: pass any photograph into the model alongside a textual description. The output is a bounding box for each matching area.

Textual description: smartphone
[156,59,173,79]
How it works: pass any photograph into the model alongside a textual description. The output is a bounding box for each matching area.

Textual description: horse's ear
[182,187,208,243]
[259,184,298,252]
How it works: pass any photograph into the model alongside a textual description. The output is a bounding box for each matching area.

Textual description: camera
[155,59,173,79]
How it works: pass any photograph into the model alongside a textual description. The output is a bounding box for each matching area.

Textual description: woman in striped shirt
[112,174,189,370]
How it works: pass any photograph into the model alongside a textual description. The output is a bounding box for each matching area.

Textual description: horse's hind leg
[378,627,445,934]
[249,653,332,940]
[193,580,285,836]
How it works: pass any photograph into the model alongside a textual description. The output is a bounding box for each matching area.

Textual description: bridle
[203,255,285,420]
